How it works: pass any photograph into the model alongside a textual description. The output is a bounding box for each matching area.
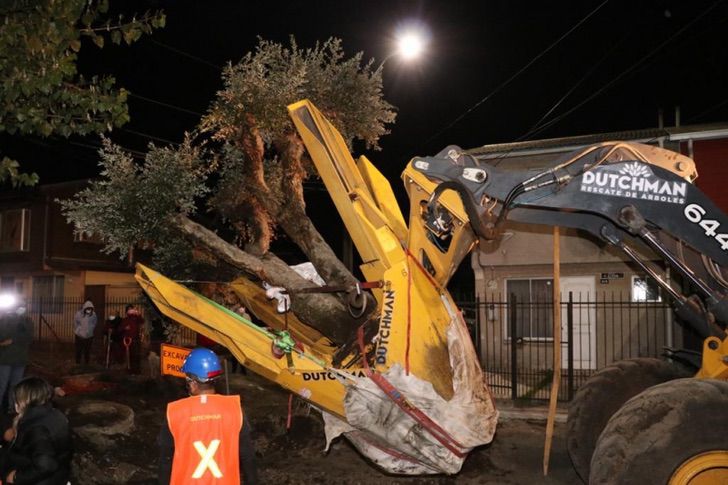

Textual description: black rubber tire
[590,378,728,484]
[566,358,692,483]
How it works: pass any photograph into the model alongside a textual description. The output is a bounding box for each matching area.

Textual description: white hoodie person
[74,300,97,365]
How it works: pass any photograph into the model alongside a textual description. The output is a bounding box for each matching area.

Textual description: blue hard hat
[181,348,223,382]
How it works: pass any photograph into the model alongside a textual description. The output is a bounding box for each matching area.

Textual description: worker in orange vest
[157,348,258,484]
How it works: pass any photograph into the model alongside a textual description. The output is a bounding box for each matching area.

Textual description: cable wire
[424,0,609,146]
[129,93,204,117]
[69,140,146,160]
[121,128,181,146]
[484,35,626,167]
[516,36,625,144]
[520,0,724,141]
[149,39,223,70]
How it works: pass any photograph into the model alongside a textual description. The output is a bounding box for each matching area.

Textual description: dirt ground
[24,344,581,485]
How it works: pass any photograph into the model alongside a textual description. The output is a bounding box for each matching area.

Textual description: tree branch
[273,133,358,287]
[173,213,360,343]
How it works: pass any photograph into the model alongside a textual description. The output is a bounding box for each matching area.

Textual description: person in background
[73,300,97,366]
[104,311,123,366]
[0,297,33,413]
[0,377,72,485]
[157,348,257,485]
[121,305,144,373]
[149,317,167,355]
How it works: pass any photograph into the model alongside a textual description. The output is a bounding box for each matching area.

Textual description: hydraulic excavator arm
[407,141,728,378]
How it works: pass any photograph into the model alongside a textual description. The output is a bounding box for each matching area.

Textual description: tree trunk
[272,133,358,287]
[276,203,357,286]
[174,214,361,343]
[238,114,273,255]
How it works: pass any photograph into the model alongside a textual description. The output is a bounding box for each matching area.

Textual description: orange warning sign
[161,344,192,378]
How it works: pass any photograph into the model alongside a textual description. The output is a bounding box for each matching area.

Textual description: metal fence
[29,294,682,402]
[459,291,681,402]
[28,297,196,346]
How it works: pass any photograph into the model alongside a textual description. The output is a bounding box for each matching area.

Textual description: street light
[396,31,425,61]
[377,25,429,70]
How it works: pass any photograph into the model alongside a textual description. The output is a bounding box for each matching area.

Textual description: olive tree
[63,37,396,343]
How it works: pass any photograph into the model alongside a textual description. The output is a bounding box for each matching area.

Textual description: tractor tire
[590,378,728,484]
[567,358,692,483]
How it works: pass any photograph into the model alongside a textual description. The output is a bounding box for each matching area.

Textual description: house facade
[466,123,728,395]
[0,180,142,330]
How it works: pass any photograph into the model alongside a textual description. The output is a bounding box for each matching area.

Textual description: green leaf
[40,122,52,137]
[27,36,42,52]
[0,0,166,176]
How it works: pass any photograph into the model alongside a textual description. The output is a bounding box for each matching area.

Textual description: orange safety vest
[167,394,244,484]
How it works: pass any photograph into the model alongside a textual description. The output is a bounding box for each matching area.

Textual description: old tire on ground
[590,378,728,484]
[566,358,691,482]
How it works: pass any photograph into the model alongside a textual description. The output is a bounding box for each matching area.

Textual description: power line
[129,93,204,117]
[486,36,624,167]
[521,0,725,141]
[121,128,181,146]
[687,97,728,123]
[149,39,223,70]
[69,140,146,160]
[424,0,610,146]
[516,35,626,144]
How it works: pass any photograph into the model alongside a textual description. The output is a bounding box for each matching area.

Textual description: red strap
[356,324,466,458]
[366,371,467,458]
[351,430,426,465]
[402,245,440,376]
[358,281,384,289]
[404,247,440,289]
[294,281,383,294]
[356,324,371,372]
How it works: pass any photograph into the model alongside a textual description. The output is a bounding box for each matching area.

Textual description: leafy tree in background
[0,0,164,185]
[63,37,396,343]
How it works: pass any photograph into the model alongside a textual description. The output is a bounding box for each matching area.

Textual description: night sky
[5,0,728,184]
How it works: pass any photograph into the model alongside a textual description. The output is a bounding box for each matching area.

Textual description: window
[506,278,553,340]
[32,275,65,313]
[632,275,661,302]
[0,208,30,252]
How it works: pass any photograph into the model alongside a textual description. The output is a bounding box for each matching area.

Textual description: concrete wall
[472,224,679,373]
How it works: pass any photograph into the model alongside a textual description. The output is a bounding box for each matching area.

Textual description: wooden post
[544,226,561,475]
[510,294,518,401]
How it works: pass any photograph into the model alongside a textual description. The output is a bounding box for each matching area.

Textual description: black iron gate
[459,291,684,401]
